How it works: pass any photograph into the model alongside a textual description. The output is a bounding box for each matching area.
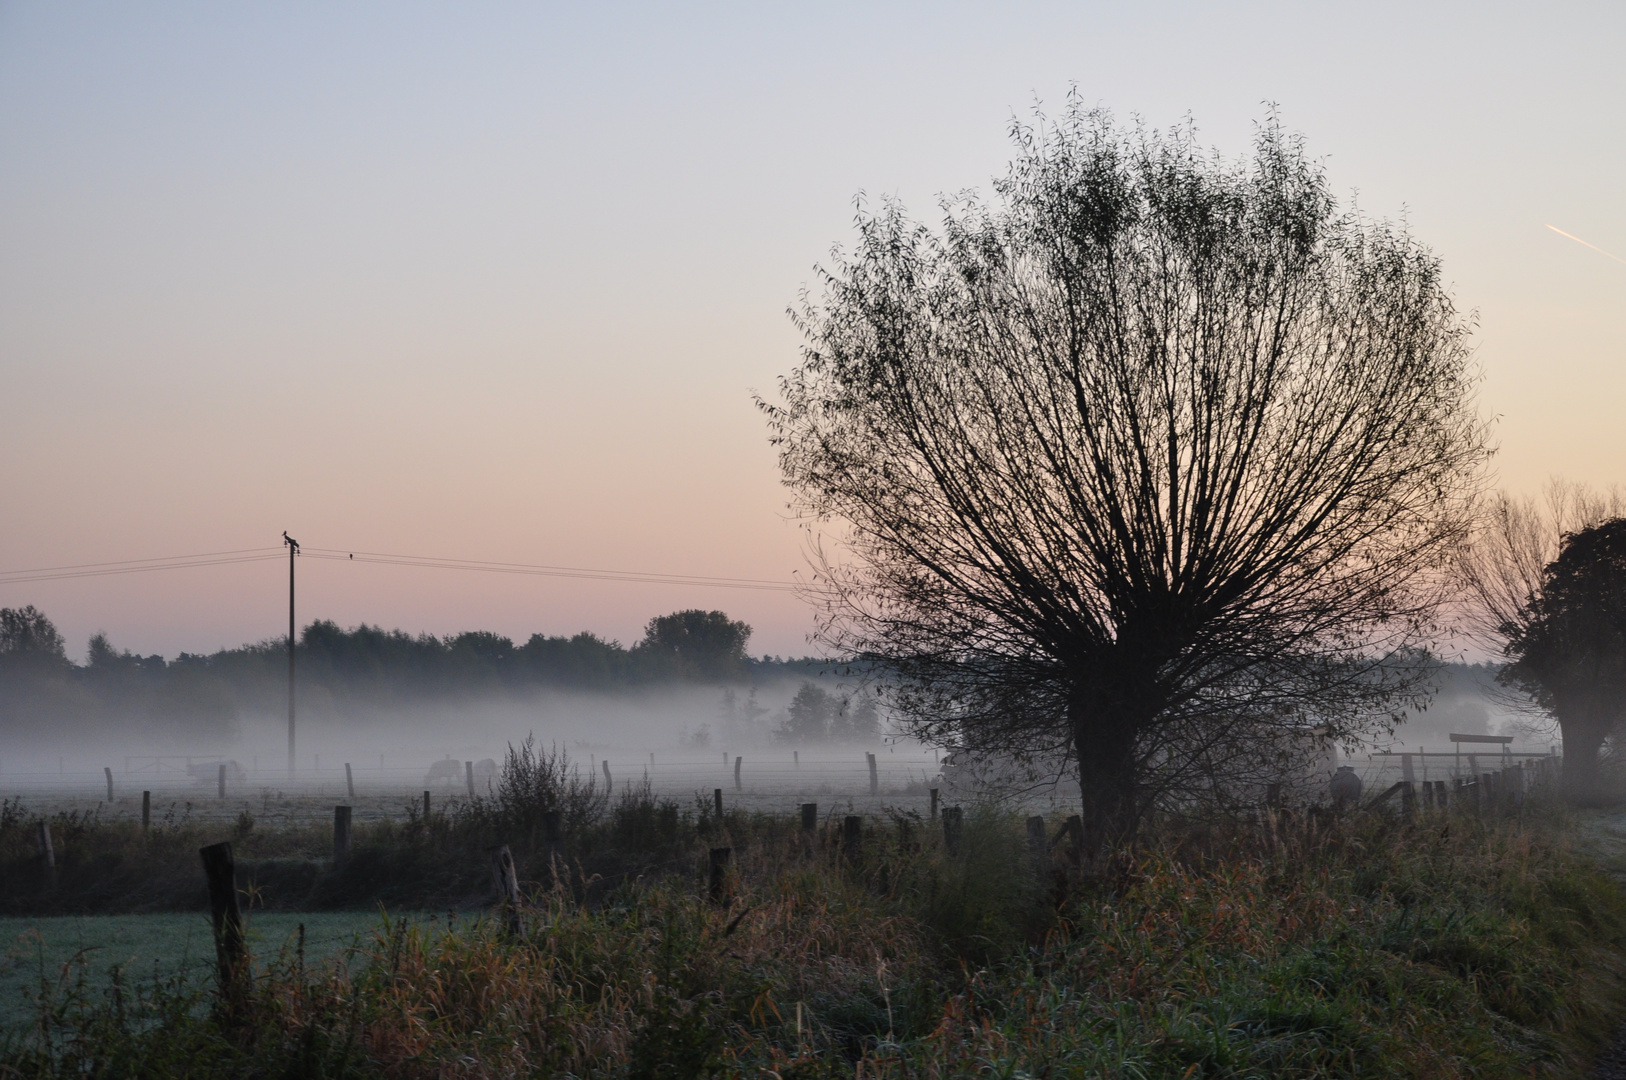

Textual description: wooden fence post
[708,847,732,905]
[866,753,878,796]
[1026,816,1048,871]
[942,807,963,855]
[104,767,114,802]
[199,841,249,1006]
[217,763,226,799]
[344,763,354,799]
[714,788,724,820]
[489,845,524,935]
[333,805,352,867]
[801,802,818,834]
[929,787,939,821]
[36,820,54,879]
[142,790,151,831]
[733,756,742,792]
[603,759,613,795]
[842,815,863,862]
[465,761,476,798]
[542,809,563,887]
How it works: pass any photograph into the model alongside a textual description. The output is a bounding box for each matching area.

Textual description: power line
[0,548,285,585]
[300,547,801,592]
[0,544,802,593]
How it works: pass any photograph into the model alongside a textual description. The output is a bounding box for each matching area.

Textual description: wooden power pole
[283,531,300,777]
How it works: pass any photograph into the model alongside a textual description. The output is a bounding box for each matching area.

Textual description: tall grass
[7,802,1626,1078]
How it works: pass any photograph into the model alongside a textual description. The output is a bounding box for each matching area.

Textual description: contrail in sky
[1546,224,1626,266]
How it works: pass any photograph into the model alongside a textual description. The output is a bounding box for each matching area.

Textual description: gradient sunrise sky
[1,1,1622,661]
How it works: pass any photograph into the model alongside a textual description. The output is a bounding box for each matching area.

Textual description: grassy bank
[4,798,1625,1078]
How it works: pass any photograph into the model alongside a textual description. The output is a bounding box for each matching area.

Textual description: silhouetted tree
[637,610,752,681]
[1498,519,1626,800]
[0,605,67,668]
[764,104,1488,853]
[777,682,835,743]
[830,691,881,742]
[1457,481,1626,799]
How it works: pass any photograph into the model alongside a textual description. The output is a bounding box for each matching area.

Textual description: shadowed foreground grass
[3,804,1625,1079]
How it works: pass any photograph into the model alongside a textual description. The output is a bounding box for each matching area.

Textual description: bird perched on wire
[283,531,300,552]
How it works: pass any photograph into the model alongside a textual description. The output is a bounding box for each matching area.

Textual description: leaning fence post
[866,753,878,796]
[708,847,732,905]
[733,755,742,792]
[489,844,524,935]
[344,763,355,799]
[333,805,352,867]
[142,790,151,832]
[104,767,114,802]
[199,841,249,1007]
[36,820,54,882]
[603,759,613,795]
[942,806,963,855]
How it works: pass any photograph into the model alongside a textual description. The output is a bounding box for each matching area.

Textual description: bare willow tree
[762,104,1489,852]
[1459,480,1626,797]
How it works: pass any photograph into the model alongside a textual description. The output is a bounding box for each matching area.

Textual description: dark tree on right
[763,102,1489,855]
[1499,519,1626,801]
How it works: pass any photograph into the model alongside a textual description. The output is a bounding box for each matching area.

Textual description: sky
[1,1,1622,662]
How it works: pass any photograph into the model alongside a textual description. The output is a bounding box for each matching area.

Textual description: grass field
[0,911,391,1034]
[3,742,1625,1077]
[3,801,1625,1078]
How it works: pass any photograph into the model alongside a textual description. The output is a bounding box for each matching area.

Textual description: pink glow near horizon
[2,3,1622,661]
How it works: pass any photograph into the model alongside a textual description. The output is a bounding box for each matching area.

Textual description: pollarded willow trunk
[1070,691,1144,862]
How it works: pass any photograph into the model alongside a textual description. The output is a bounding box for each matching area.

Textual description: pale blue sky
[1,1,1622,659]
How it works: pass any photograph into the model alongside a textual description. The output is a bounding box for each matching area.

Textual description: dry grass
[5,801,1626,1078]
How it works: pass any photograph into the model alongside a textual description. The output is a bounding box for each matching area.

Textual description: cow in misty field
[425,757,463,787]
[186,760,247,787]
[424,757,500,790]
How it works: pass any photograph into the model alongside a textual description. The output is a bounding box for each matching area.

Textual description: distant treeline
[0,605,842,740]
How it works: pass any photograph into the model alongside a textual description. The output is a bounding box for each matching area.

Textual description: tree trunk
[1559,713,1610,804]
[1071,693,1141,861]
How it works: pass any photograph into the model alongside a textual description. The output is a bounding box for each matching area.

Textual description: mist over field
[0,606,905,789]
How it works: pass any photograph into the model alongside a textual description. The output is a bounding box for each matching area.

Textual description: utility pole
[283,531,300,777]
